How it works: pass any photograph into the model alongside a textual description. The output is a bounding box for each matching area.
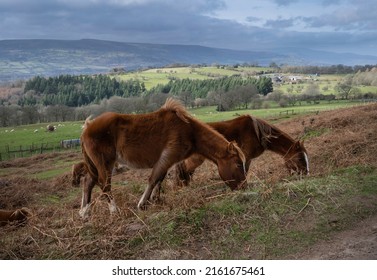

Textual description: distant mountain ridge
[1,39,377,81]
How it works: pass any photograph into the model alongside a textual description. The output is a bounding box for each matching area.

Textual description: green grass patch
[32,167,71,180]
[0,122,82,160]
[143,165,377,258]
[189,100,361,122]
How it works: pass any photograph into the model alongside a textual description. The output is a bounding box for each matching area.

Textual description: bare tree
[335,75,355,99]
[107,96,130,113]
[234,84,258,109]
[21,106,40,124]
[0,106,15,127]
[303,82,321,97]
[267,90,284,103]
[147,93,170,111]
[178,91,194,107]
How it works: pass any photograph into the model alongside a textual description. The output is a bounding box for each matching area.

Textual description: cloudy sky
[0,0,376,56]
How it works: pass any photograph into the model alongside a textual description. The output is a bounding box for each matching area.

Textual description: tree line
[0,73,273,126]
[20,75,146,107]
[274,64,377,75]
[18,74,272,108]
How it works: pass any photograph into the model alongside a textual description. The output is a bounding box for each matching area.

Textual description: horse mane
[162,97,190,123]
[249,115,295,149]
[249,116,273,148]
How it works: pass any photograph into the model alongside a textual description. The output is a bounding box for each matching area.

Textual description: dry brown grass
[1,103,377,259]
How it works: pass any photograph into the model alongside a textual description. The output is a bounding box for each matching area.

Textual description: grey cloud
[301,2,377,31]
[264,17,298,29]
[272,0,299,6]
[0,0,376,56]
[321,0,341,6]
[246,16,264,23]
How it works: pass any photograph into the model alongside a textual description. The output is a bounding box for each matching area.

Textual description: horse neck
[192,121,229,162]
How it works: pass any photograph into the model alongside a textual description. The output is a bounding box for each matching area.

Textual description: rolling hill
[1,39,377,81]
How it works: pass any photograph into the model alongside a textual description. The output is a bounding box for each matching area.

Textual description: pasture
[115,66,377,100]
[1,103,377,259]
[116,66,272,90]
[0,122,82,161]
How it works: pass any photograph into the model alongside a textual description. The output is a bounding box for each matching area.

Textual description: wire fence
[0,140,81,161]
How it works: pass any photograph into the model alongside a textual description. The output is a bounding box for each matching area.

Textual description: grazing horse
[0,208,31,227]
[175,115,309,186]
[79,98,246,218]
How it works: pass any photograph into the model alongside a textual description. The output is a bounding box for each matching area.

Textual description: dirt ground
[276,102,377,259]
[279,104,377,260]
[292,213,377,259]
[1,102,377,259]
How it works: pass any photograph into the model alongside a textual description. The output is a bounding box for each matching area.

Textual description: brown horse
[79,98,246,218]
[175,114,309,186]
[0,208,31,227]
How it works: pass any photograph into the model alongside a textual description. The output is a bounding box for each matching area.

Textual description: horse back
[81,110,195,170]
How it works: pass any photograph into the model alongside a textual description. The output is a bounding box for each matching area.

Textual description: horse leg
[150,182,162,202]
[138,152,175,209]
[138,172,166,210]
[175,154,205,187]
[138,147,188,210]
[99,169,119,215]
[79,174,95,219]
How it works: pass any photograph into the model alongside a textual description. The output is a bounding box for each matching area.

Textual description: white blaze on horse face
[304,152,309,175]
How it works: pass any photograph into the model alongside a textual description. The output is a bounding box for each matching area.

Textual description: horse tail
[82,115,93,130]
[80,116,99,183]
[81,143,99,184]
[162,97,190,123]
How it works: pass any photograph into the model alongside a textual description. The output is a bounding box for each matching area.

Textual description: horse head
[71,161,88,187]
[284,140,309,176]
[217,141,247,190]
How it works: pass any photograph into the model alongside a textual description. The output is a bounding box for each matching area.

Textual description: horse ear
[227,141,237,155]
[294,140,302,150]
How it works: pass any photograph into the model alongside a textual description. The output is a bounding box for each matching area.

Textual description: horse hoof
[150,193,161,203]
[108,200,119,214]
[137,201,148,211]
[79,205,91,220]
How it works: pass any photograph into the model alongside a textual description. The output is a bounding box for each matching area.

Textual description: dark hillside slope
[0,39,284,81]
[2,39,377,81]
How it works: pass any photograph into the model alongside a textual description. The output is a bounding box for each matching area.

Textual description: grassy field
[115,66,272,90]
[115,66,377,97]
[189,100,362,122]
[0,122,82,160]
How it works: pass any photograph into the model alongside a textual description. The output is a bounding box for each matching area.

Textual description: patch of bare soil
[271,103,377,259]
[291,213,377,259]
